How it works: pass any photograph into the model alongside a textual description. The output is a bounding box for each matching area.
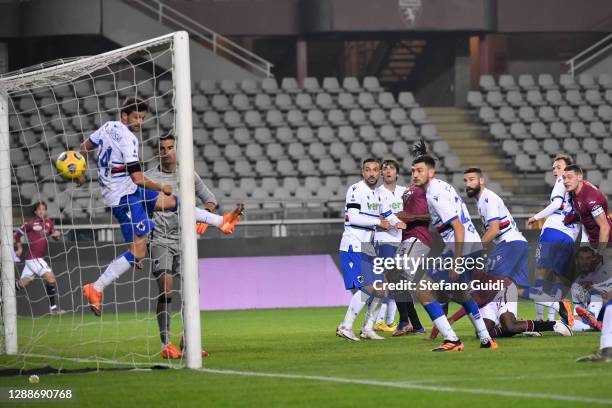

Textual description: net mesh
[0,34,191,370]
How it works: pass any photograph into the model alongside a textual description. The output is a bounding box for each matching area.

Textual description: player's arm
[449,217,465,262]
[49,220,61,240]
[395,211,430,223]
[129,164,172,195]
[480,219,499,244]
[528,196,564,225]
[13,225,24,257]
[593,212,610,256]
[195,174,217,212]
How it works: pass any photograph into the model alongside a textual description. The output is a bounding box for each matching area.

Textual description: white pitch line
[198,367,612,406]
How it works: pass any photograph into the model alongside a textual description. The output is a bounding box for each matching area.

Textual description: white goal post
[0,31,202,369]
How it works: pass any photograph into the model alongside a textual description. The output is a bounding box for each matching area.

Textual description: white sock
[601,303,612,350]
[468,313,491,341]
[93,254,132,292]
[363,297,383,331]
[341,291,369,329]
[432,315,459,342]
[376,303,387,325]
[547,307,557,321]
[572,319,593,332]
[589,300,603,318]
[195,207,223,226]
[535,302,545,320]
[385,299,397,325]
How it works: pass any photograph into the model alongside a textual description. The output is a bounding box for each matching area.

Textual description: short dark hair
[121,97,149,116]
[382,158,400,172]
[32,201,47,215]
[564,164,583,175]
[362,158,380,168]
[553,153,573,166]
[463,167,483,176]
[411,139,436,168]
[159,134,176,143]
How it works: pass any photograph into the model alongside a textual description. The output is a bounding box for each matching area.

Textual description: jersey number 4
[98,141,113,177]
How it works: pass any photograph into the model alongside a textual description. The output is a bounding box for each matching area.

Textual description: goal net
[0,32,202,370]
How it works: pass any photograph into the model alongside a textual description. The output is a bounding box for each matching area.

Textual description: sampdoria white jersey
[88,121,139,207]
[477,188,527,245]
[426,178,482,255]
[340,180,382,253]
[376,184,406,243]
[541,176,580,241]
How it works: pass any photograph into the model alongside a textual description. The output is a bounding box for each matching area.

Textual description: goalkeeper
[145,134,216,359]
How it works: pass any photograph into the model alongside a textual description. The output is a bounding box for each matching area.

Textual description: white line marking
[198,367,612,406]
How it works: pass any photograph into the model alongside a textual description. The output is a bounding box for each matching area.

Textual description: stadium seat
[358,92,377,109]
[569,121,588,138]
[223,110,243,128]
[510,122,529,139]
[349,109,368,125]
[562,138,581,154]
[233,127,252,145]
[587,170,603,186]
[287,110,307,127]
[297,158,316,175]
[444,155,461,171]
[389,108,410,125]
[378,92,397,109]
[597,104,612,121]
[590,121,608,138]
[595,153,612,169]
[296,126,316,143]
[240,79,259,95]
[261,78,279,93]
[273,186,291,199]
[315,93,335,109]
[576,153,595,169]
[514,154,532,171]
[400,124,418,140]
[479,75,498,92]
[578,73,597,89]
[392,141,410,157]
[529,122,548,139]
[537,106,557,123]
[518,74,537,91]
[277,159,297,176]
[254,127,274,144]
[605,90,612,104]
[558,105,578,122]
[369,108,388,125]
[433,140,449,156]
[535,153,551,171]
[199,79,218,94]
[338,126,357,142]
[603,137,612,153]
[363,76,383,92]
[220,79,239,94]
[420,124,438,140]
[309,142,327,159]
[542,138,560,154]
[239,178,257,193]
[288,142,306,159]
[320,158,337,174]
[212,160,232,178]
[203,144,222,162]
[479,106,496,123]
[255,159,275,176]
[398,92,417,108]
[203,111,222,128]
[522,139,539,153]
[316,186,334,201]
[550,121,570,138]
[342,77,361,93]
[245,143,264,160]
[467,91,484,108]
[212,94,230,111]
[330,142,348,158]
[266,110,286,127]
[499,106,518,123]
[254,94,274,110]
[499,75,518,91]
[359,125,377,142]
[295,93,315,110]
[266,142,285,160]
[565,90,584,106]
[599,74,612,89]
[193,128,212,147]
[307,109,326,126]
[486,91,504,107]
[380,124,397,142]
[322,77,341,93]
[371,141,388,157]
[526,90,545,106]
[303,77,321,93]
[275,93,295,110]
[583,137,599,154]
[317,126,336,143]
[410,108,428,124]
[577,105,596,122]
[538,74,557,90]
[506,91,525,107]
[585,89,604,105]
[338,92,357,109]
[192,95,210,113]
[350,142,368,158]
[281,77,299,93]
[559,74,579,90]
[490,122,508,140]
[327,109,347,126]
[339,157,358,173]
[546,90,564,106]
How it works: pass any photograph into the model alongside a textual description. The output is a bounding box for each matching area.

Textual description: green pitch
[1,303,611,407]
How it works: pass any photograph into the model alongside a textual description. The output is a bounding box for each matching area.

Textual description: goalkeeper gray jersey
[145,165,217,245]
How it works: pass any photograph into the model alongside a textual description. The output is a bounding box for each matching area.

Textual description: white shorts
[480,283,518,326]
[21,258,52,280]
[397,237,431,277]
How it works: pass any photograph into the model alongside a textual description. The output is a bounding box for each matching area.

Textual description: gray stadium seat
[583,137,599,154]
[599,74,612,89]
[562,138,580,154]
[338,92,357,109]
[261,177,278,194]
[585,89,604,105]
[261,78,279,93]
[467,91,484,108]
[192,95,210,113]
[444,155,461,171]
[254,127,273,144]
[316,93,335,110]
[535,153,551,171]
[297,158,316,175]
[277,126,296,145]
[255,94,274,110]
[359,125,377,142]
[287,109,307,127]
[565,90,584,106]
[410,108,428,124]
[305,176,322,191]
[223,110,243,128]
[546,90,564,106]
[514,154,532,171]
[349,109,368,126]
[529,122,548,139]
[369,108,388,125]
[233,127,252,145]
[342,77,361,93]
[281,78,299,93]
[273,186,291,199]
[212,94,230,111]
[569,121,588,138]
[350,142,367,158]
[587,170,603,186]
[603,137,612,153]
[380,125,397,142]
[526,90,545,106]
[308,142,327,159]
[499,106,517,123]
[398,92,417,108]
[322,77,341,94]
[363,77,383,92]
[330,142,348,158]
[266,110,286,127]
[558,105,577,122]
[559,74,579,90]
[578,105,596,122]
[212,128,231,146]
[317,126,336,143]
[390,108,410,125]
[303,77,321,93]
[522,139,539,154]
[358,92,377,109]
[339,157,358,173]
[538,106,557,123]
[506,91,524,107]
[578,73,597,90]
[320,158,336,174]
[595,153,612,169]
[597,104,612,121]
[274,93,294,111]
[542,138,560,154]
[338,126,357,142]
[486,91,504,107]
[550,121,570,138]
[288,142,306,159]
[245,143,264,160]
[266,143,284,160]
[378,92,397,109]
[328,109,347,126]
[490,122,508,140]
[203,111,221,128]
[392,140,410,157]
[213,160,232,177]
[295,93,315,110]
[240,79,259,95]
[518,74,537,91]
[199,80,218,94]
[220,79,238,94]
[239,178,257,192]
[606,90,612,104]
[307,109,326,126]
[510,122,529,139]
[499,75,518,91]
[538,74,557,90]
[371,141,388,157]
[479,106,496,123]
[255,159,275,176]
[421,124,438,140]
[575,153,594,169]
[193,128,212,147]
[433,140,449,156]
[590,121,607,138]
[296,126,316,143]
[400,124,418,140]
[479,75,498,92]
[277,159,297,176]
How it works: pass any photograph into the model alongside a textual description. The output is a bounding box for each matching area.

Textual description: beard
[466,186,480,198]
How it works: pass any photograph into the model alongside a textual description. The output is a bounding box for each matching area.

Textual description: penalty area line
[198,367,612,406]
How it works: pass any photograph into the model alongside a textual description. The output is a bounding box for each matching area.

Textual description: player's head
[381,158,400,185]
[33,201,47,219]
[576,246,597,275]
[120,97,149,133]
[463,167,484,198]
[410,139,435,187]
[552,153,573,178]
[563,164,583,192]
[159,135,176,168]
[361,158,381,188]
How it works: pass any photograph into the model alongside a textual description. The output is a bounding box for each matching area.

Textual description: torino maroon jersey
[401,185,432,246]
[570,181,612,246]
[14,217,56,260]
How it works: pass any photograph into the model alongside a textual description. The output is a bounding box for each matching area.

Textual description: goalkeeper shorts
[112,187,159,242]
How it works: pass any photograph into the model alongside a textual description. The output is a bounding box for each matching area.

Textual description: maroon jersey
[14,217,56,260]
[401,185,432,246]
[570,181,612,246]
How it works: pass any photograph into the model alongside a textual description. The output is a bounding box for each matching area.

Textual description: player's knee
[44,274,56,285]
[157,292,172,304]
[131,242,147,259]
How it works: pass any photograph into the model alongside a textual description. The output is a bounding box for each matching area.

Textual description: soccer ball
[55,151,86,180]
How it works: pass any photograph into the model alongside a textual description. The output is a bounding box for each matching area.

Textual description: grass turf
[0,303,611,407]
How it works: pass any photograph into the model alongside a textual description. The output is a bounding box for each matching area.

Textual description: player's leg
[337,248,369,341]
[577,299,612,362]
[454,289,497,348]
[416,284,464,351]
[41,271,64,314]
[154,192,242,234]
